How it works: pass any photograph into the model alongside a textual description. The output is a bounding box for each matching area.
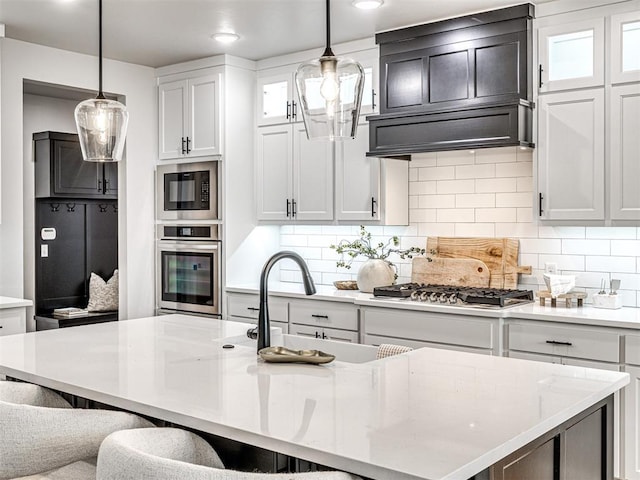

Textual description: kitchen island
[0,314,629,480]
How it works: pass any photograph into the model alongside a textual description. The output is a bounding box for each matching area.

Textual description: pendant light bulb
[319,58,339,102]
[75,0,128,162]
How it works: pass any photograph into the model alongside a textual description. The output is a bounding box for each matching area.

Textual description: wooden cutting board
[411,257,490,288]
[425,237,532,289]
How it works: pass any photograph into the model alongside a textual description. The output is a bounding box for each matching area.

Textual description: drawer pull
[247,307,259,312]
[545,340,573,346]
[311,314,329,319]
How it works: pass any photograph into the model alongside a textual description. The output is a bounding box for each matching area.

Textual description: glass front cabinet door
[611,11,640,84]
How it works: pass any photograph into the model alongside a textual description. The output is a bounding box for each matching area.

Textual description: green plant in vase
[329,226,431,292]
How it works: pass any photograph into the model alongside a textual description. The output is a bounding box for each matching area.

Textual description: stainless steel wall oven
[156,225,221,317]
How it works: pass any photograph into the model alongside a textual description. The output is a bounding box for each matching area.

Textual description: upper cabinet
[536,4,640,223]
[538,19,605,92]
[158,70,222,160]
[257,55,378,127]
[611,11,640,84]
[368,3,535,156]
[34,131,117,200]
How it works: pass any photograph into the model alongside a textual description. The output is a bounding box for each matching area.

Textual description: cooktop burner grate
[373,283,534,307]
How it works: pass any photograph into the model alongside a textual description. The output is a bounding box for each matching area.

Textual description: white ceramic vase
[357,259,395,293]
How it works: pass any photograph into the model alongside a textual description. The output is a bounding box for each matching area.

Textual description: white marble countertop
[226,283,640,329]
[0,296,33,309]
[0,314,628,480]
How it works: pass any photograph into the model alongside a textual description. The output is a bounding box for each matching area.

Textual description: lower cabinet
[0,308,27,336]
[624,335,640,480]
[505,319,623,479]
[361,306,499,355]
[289,298,359,343]
[226,292,288,333]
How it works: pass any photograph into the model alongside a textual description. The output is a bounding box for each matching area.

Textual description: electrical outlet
[544,262,557,274]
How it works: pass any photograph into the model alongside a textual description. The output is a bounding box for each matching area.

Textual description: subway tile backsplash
[279,147,640,307]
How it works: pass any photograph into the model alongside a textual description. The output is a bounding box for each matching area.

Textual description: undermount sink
[271,333,379,364]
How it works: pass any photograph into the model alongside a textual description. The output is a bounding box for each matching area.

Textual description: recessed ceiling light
[352,0,383,9]
[211,32,239,44]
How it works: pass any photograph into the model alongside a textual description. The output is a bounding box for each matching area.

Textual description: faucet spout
[257,251,316,353]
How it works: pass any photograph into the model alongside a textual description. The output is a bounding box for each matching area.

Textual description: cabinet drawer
[289,300,358,331]
[508,323,620,363]
[226,294,287,322]
[625,335,640,366]
[292,324,359,343]
[364,334,491,355]
[362,307,495,350]
[0,308,27,336]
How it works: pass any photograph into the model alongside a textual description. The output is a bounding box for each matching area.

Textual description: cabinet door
[188,73,221,157]
[625,365,640,480]
[256,125,293,220]
[158,80,188,160]
[538,89,604,220]
[356,55,379,116]
[257,72,295,126]
[611,84,640,220]
[611,11,640,84]
[292,124,333,221]
[53,140,101,197]
[538,18,604,92]
[335,123,380,221]
[102,163,118,199]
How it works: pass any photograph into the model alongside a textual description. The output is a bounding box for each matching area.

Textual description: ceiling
[0,0,553,68]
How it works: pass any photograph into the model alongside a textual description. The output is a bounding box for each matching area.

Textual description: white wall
[0,38,156,322]
[278,147,640,308]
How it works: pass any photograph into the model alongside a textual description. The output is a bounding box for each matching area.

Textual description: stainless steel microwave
[156,161,219,221]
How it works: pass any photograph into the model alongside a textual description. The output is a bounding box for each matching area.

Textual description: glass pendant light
[295,0,365,141]
[74,0,128,162]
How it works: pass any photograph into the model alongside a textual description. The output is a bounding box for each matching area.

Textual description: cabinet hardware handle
[291,199,297,218]
[292,101,297,120]
[97,178,102,193]
[371,89,377,110]
[181,137,187,155]
[538,65,544,89]
[371,197,377,217]
[186,137,191,154]
[311,314,329,319]
[286,199,291,218]
[322,332,327,339]
[0,325,3,329]
[545,340,573,346]
[315,331,319,338]
[539,193,544,217]
[286,102,291,120]
[104,178,110,193]
[247,307,259,311]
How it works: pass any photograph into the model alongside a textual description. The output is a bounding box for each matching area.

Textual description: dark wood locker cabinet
[86,202,118,281]
[34,131,118,199]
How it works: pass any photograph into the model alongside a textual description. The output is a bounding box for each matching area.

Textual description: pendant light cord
[322,0,334,57]
[97,0,105,99]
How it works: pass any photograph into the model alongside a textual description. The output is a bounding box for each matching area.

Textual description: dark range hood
[367,4,535,158]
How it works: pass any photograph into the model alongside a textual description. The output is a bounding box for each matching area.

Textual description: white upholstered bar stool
[0,382,154,480]
[97,428,363,480]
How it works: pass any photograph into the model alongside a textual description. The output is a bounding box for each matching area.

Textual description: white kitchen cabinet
[537,88,605,221]
[257,71,301,126]
[611,11,640,84]
[158,70,222,160]
[256,124,333,221]
[257,54,378,127]
[361,306,499,355]
[289,298,358,331]
[611,84,640,220]
[226,292,288,333]
[0,308,27,336]
[624,335,640,480]
[538,18,604,93]
[289,324,359,343]
[335,122,408,225]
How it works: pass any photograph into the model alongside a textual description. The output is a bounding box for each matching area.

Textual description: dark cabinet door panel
[428,50,470,103]
[86,202,118,281]
[385,58,424,109]
[53,140,101,196]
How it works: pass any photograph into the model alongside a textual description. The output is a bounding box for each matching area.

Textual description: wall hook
[98,204,108,213]
[49,203,60,212]
[66,203,76,212]
[112,204,118,213]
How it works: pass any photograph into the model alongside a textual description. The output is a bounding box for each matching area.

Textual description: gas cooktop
[372,283,534,308]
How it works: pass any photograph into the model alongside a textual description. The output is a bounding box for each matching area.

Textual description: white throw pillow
[87,269,118,312]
